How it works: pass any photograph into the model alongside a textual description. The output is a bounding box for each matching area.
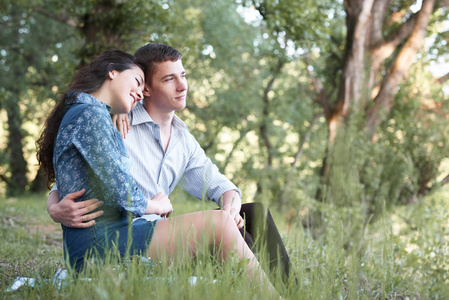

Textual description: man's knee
[203,210,235,230]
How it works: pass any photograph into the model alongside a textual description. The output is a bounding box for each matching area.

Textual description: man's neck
[143,101,174,131]
[143,102,173,152]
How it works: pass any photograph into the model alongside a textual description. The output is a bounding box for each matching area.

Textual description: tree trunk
[317,0,375,199]
[78,1,127,63]
[30,165,49,193]
[366,0,437,134]
[259,59,285,167]
[6,94,28,195]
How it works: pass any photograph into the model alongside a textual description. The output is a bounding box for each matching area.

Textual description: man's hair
[134,43,182,86]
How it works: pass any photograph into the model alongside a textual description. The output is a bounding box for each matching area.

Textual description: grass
[1,188,449,299]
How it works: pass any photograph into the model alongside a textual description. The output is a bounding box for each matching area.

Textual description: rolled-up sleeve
[179,132,240,206]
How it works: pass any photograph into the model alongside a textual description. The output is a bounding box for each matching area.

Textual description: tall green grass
[1,189,448,299]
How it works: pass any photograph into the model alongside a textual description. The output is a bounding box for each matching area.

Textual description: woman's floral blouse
[54,92,147,216]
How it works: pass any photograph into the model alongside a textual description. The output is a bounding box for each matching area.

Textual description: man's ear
[143,85,151,97]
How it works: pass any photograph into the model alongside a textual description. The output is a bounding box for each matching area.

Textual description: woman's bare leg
[147,210,275,290]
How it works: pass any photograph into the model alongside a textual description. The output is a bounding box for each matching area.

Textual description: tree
[0,1,80,195]
[246,0,449,206]
[32,0,171,63]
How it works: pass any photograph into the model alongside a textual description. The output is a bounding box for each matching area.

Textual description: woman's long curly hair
[36,50,145,188]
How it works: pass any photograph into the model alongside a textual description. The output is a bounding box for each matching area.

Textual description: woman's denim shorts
[62,209,158,272]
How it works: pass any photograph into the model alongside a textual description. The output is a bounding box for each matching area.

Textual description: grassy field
[1,189,448,299]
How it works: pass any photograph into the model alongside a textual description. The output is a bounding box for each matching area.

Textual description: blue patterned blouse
[53,92,147,217]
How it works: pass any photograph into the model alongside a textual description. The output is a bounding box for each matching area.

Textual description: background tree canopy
[1,0,448,230]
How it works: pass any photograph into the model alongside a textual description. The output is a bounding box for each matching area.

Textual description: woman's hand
[112,114,130,139]
[145,192,174,218]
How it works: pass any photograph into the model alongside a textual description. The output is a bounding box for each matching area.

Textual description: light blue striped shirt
[125,102,240,206]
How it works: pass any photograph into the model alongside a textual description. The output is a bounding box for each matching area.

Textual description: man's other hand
[48,189,104,228]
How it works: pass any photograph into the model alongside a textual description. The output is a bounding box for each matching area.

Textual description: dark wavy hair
[36,50,145,188]
[134,43,182,86]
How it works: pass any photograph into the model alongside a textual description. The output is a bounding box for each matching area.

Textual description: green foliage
[232,0,449,229]
[360,60,449,211]
[0,1,81,195]
[247,0,338,49]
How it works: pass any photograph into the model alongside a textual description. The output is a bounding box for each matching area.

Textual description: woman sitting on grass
[36,50,276,293]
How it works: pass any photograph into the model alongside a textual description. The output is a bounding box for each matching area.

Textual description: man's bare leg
[147,210,277,292]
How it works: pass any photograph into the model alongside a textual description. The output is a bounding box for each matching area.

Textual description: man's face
[144,60,187,113]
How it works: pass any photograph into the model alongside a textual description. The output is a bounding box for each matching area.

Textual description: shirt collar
[67,92,111,112]
[129,101,188,131]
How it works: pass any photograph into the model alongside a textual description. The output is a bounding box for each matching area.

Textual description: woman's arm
[112,113,130,139]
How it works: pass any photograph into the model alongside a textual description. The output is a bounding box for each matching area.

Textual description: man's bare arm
[47,189,104,228]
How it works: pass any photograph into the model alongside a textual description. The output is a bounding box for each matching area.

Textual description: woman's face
[109,66,145,114]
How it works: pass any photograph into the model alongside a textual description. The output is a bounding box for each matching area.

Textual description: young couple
[37,43,291,291]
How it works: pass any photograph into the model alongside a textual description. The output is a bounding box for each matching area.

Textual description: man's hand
[145,192,174,218]
[222,205,244,229]
[221,190,244,229]
[112,114,131,139]
[48,189,104,228]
